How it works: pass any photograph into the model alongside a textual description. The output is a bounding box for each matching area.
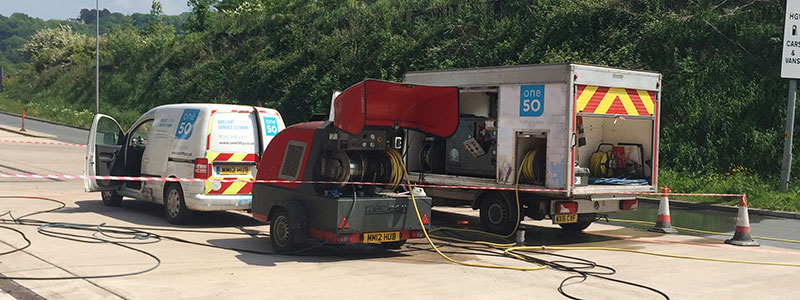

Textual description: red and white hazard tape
[0,172,569,193]
[0,139,85,147]
[0,172,744,198]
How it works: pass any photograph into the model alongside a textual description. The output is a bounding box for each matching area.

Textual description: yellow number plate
[218,165,250,175]
[363,231,400,243]
[554,214,578,224]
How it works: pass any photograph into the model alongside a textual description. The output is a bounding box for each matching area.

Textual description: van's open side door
[84,114,124,192]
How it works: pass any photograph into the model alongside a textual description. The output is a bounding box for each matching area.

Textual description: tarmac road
[0,112,88,145]
[1,129,800,299]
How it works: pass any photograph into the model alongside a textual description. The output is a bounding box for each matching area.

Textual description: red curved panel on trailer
[255,121,322,190]
[333,80,459,138]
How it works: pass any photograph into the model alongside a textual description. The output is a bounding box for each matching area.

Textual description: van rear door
[84,114,124,192]
[205,111,260,195]
[254,108,285,154]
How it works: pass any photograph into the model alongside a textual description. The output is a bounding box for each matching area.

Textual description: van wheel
[164,184,192,224]
[479,192,518,236]
[270,208,297,254]
[101,190,123,207]
[558,213,597,232]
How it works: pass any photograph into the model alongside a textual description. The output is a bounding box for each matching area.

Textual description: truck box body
[403,64,660,223]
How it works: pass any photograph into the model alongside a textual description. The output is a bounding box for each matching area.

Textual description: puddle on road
[608,202,747,234]
[608,202,800,250]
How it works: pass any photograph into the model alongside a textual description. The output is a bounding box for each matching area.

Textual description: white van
[84,104,285,224]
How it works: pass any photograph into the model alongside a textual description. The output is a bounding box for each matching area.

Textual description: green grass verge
[0,93,144,130]
[0,94,94,128]
[659,168,800,213]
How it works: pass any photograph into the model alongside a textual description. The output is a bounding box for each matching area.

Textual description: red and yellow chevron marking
[204,151,258,195]
[204,180,254,195]
[576,85,655,116]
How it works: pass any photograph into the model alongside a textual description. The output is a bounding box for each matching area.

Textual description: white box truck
[402,63,661,234]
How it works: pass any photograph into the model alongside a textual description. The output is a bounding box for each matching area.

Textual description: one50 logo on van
[520,85,545,117]
[175,109,200,140]
[263,117,279,136]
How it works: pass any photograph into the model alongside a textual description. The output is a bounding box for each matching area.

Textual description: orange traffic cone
[725,195,759,247]
[648,186,678,234]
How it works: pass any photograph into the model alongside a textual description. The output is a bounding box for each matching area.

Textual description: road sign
[783,0,800,78]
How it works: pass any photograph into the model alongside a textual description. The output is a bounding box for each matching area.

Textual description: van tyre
[479,192,518,236]
[101,190,123,207]
[558,213,597,232]
[270,208,297,254]
[164,184,192,224]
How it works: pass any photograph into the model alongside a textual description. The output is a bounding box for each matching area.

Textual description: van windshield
[209,112,259,154]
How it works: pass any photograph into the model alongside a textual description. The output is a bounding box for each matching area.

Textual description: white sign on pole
[782,0,800,79]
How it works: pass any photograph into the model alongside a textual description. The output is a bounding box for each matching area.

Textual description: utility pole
[0,66,4,92]
[95,0,100,114]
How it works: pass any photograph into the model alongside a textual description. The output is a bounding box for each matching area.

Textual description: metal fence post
[781,79,797,191]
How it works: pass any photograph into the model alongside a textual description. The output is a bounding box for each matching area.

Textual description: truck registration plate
[218,165,250,175]
[554,214,578,224]
[363,231,400,243]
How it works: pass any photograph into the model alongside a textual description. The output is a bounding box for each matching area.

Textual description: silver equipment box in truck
[403,63,661,234]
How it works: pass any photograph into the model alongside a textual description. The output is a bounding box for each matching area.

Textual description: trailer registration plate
[553,214,578,224]
[218,165,250,175]
[363,231,400,243]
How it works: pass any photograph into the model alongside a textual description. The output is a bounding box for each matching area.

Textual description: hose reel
[589,143,616,178]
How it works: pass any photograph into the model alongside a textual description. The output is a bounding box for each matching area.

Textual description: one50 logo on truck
[175,109,200,139]
[520,85,545,117]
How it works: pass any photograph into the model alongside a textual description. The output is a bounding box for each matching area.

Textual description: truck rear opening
[573,84,658,192]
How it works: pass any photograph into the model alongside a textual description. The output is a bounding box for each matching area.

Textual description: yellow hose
[520,148,540,182]
[385,148,404,190]
[590,150,612,177]
[423,147,538,241]
[395,147,800,270]
[402,152,546,271]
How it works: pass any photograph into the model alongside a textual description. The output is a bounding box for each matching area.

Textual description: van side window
[130,120,153,148]
[126,119,154,185]
[97,117,121,146]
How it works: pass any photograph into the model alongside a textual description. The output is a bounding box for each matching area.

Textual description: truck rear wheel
[479,192,518,235]
[270,208,297,254]
[558,213,597,232]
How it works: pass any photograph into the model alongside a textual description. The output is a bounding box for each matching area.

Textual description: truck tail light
[620,199,639,210]
[194,158,209,178]
[556,202,578,214]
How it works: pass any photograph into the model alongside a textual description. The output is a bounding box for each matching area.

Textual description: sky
[0,0,192,20]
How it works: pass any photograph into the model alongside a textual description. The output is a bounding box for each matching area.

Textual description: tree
[79,8,112,24]
[185,0,216,32]
[21,25,89,71]
[151,1,164,19]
